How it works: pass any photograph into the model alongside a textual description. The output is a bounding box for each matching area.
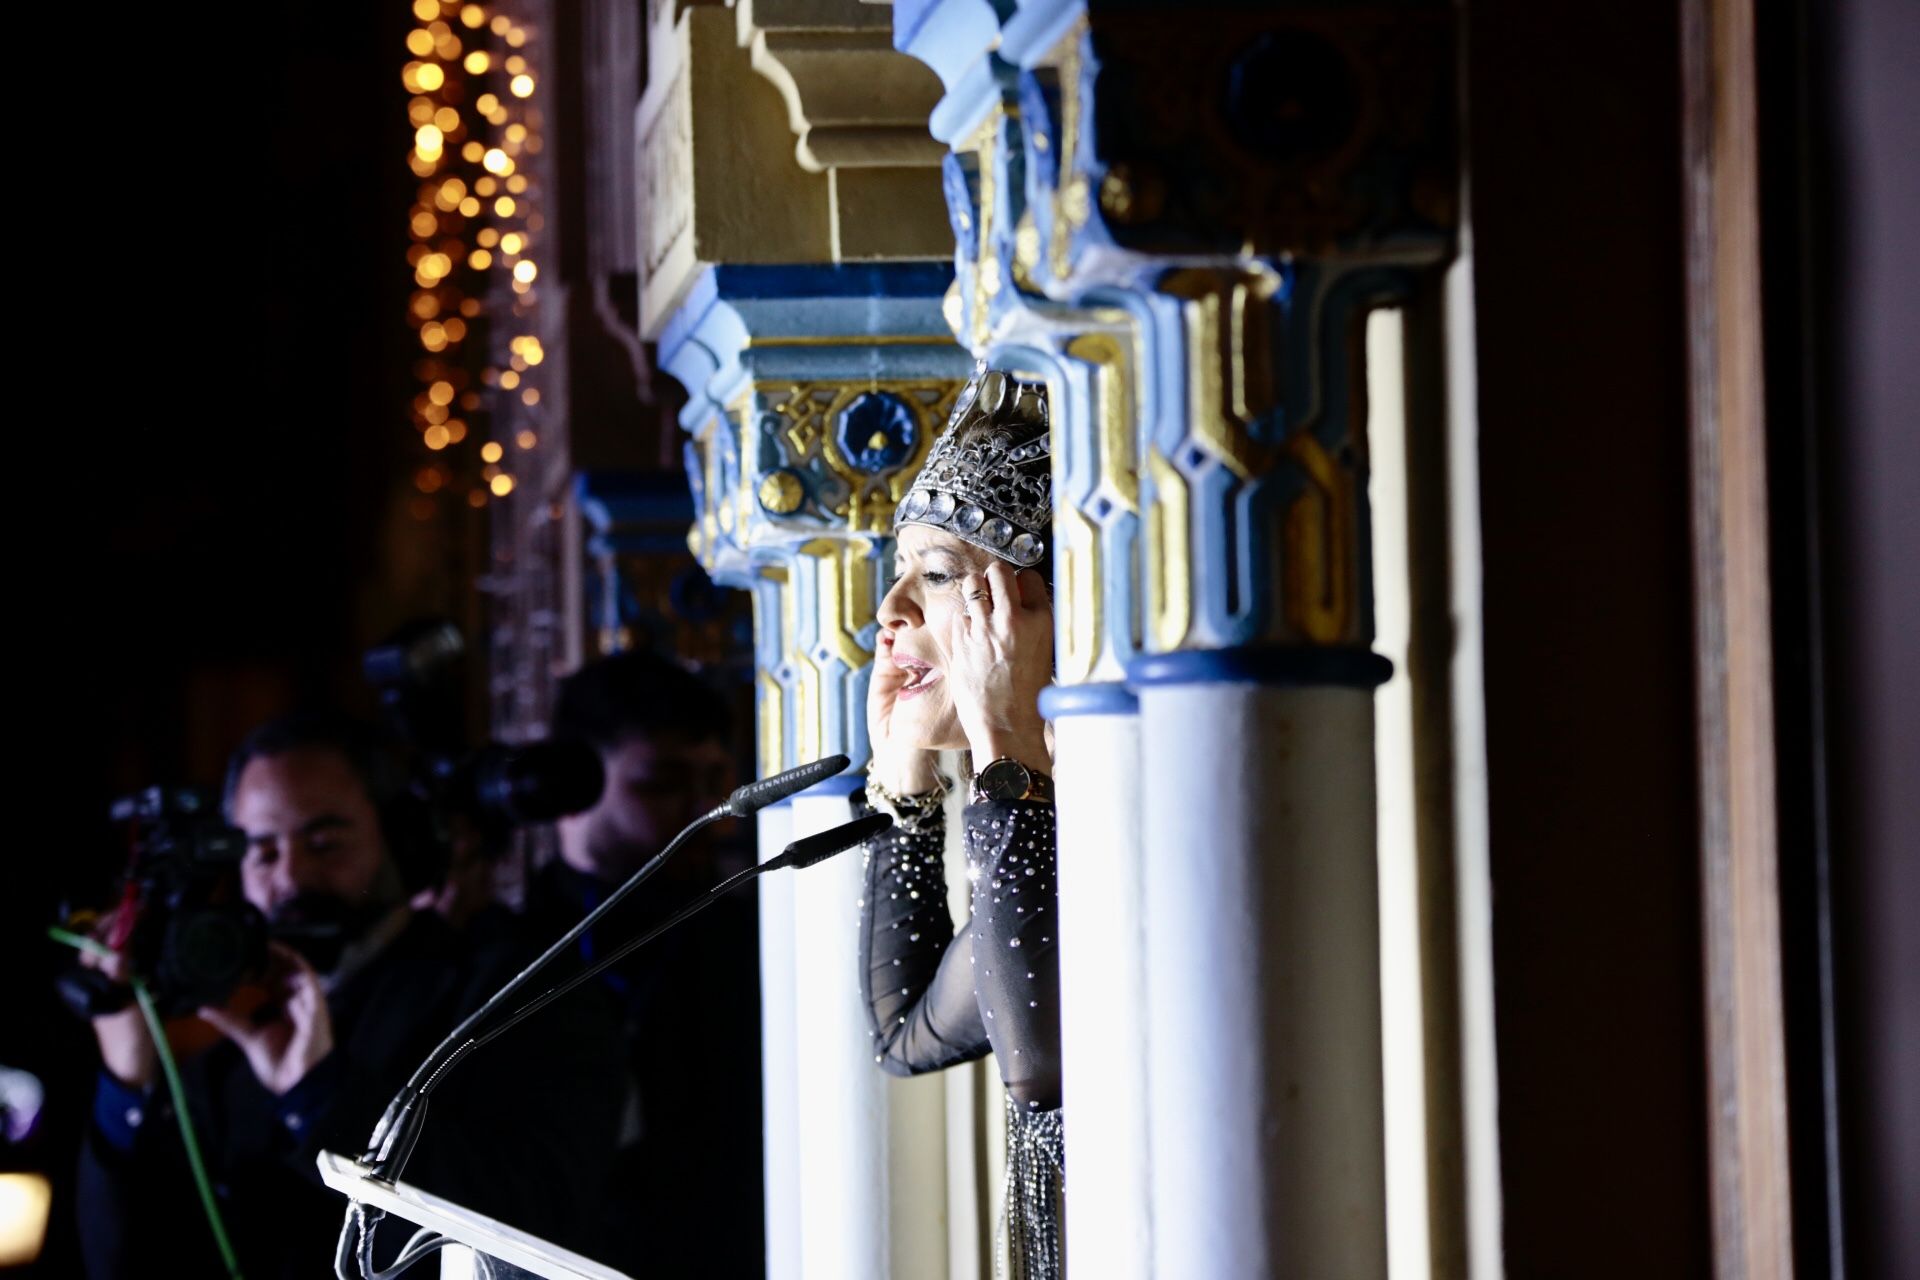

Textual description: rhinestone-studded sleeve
[964,798,1062,1114]
[857,793,991,1076]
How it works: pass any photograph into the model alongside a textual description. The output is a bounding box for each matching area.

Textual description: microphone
[353,760,861,1185]
[762,812,892,872]
[421,812,894,1074]
[723,754,851,817]
[340,811,890,1272]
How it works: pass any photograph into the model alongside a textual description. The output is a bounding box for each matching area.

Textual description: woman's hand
[947,560,1053,772]
[868,629,942,794]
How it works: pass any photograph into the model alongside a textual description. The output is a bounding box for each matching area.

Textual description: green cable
[48,926,247,1280]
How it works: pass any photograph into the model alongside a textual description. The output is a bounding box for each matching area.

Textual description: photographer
[533,651,762,1276]
[75,714,624,1279]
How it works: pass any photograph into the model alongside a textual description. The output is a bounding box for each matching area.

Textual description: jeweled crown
[895,366,1051,567]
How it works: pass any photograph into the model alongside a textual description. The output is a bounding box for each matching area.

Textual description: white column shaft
[757,805,801,1280]
[1053,712,1151,1278]
[1141,684,1386,1279]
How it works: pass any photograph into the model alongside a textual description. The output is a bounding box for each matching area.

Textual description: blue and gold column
[1051,8,1452,1277]
[659,267,973,1280]
[898,0,1458,1274]
[635,3,972,1276]
[898,9,1162,1272]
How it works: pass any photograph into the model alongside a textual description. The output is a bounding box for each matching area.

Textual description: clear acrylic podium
[318,1151,636,1280]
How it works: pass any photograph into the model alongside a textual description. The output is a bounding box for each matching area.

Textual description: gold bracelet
[865,773,951,829]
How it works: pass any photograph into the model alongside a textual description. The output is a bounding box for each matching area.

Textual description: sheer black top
[856,789,1062,1114]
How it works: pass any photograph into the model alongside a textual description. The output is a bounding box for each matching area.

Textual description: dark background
[10,9,413,1273]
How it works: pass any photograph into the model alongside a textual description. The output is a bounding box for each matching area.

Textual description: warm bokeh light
[402,0,549,522]
[0,1174,51,1268]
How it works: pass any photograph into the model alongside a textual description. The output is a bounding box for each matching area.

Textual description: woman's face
[876,524,1009,751]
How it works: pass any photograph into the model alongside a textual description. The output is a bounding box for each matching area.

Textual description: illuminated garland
[401,0,543,513]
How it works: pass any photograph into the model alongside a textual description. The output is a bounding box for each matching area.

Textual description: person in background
[75,713,623,1279]
[536,650,764,1276]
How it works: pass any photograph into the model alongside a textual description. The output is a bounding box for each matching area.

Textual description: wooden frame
[1682,0,1797,1272]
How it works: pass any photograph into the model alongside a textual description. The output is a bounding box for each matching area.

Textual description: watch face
[977,759,1031,801]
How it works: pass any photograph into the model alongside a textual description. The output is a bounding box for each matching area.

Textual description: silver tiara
[895,367,1051,566]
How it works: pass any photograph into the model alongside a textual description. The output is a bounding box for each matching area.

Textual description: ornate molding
[637,2,954,338]
[739,0,947,172]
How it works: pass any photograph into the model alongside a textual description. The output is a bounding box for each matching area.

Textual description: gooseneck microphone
[357,753,851,1183]
[722,754,851,817]
[423,812,893,1076]
[337,806,887,1279]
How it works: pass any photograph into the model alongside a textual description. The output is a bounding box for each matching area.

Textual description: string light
[402,0,543,511]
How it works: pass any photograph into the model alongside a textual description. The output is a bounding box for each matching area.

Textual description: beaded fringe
[998,1095,1066,1280]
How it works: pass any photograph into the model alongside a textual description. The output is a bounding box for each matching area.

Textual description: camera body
[363,620,604,874]
[61,787,269,1018]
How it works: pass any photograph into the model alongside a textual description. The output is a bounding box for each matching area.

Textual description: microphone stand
[359,753,851,1184]
[336,758,858,1279]
[443,814,892,1063]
